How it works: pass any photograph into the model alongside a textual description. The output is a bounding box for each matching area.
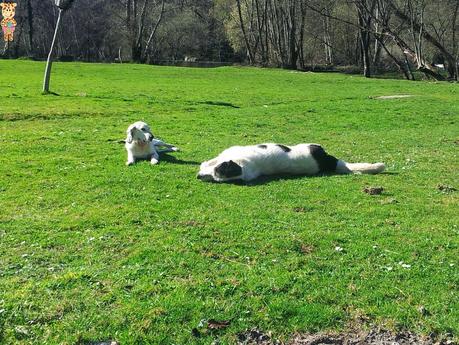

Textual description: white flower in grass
[335,246,343,252]
[398,261,411,269]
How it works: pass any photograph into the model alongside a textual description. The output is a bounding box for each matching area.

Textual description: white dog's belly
[256,152,319,176]
[285,145,321,174]
[128,142,154,158]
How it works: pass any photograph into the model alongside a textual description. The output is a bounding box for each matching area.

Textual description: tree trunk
[384,28,445,81]
[452,0,458,80]
[132,0,149,62]
[132,45,142,62]
[287,0,298,69]
[26,0,34,55]
[143,0,165,61]
[236,0,255,64]
[43,9,63,93]
[2,41,9,57]
[298,1,306,69]
[388,0,456,80]
[358,13,371,77]
[376,34,411,80]
[323,15,333,64]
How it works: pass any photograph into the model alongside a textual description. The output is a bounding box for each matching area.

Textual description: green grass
[0,61,458,344]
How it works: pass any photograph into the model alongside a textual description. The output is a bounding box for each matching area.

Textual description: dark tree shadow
[200,100,240,108]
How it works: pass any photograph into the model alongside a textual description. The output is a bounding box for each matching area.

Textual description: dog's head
[126,121,154,144]
[197,159,243,182]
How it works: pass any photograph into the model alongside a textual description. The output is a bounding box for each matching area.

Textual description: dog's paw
[126,161,135,166]
[171,147,179,152]
[150,158,159,165]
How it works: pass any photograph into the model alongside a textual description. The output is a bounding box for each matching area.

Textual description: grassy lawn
[0,61,458,344]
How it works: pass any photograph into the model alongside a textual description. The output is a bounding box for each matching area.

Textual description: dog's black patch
[215,160,242,179]
[276,144,291,152]
[257,144,268,149]
[309,144,338,173]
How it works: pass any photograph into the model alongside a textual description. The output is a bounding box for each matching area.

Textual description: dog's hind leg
[157,147,178,153]
[336,160,385,174]
[152,139,179,152]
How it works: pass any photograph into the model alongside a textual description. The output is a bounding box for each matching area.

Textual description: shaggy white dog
[125,121,178,165]
[197,143,385,182]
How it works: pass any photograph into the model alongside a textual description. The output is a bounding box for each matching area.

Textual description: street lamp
[42,0,76,92]
[55,0,74,10]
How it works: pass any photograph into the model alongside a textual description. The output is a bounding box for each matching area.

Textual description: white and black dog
[125,121,179,165]
[197,143,385,182]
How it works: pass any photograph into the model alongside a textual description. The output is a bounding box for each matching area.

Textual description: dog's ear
[215,160,242,179]
[126,130,133,144]
[140,125,154,141]
[145,131,154,141]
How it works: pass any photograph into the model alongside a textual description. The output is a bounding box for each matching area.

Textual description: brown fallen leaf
[293,207,310,213]
[207,319,231,330]
[300,244,314,255]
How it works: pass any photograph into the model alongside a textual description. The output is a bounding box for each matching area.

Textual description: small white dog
[125,121,178,165]
[197,143,385,182]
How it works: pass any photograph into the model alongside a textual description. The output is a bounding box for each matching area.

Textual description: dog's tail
[336,160,385,174]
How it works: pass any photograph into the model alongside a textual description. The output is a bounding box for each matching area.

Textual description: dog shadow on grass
[223,174,330,186]
[160,153,201,166]
[213,171,397,186]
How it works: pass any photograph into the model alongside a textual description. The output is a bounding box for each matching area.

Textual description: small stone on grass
[438,184,457,193]
[363,186,384,195]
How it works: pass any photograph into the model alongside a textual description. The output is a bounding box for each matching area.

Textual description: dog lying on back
[125,121,178,165]
[197,143,385,182]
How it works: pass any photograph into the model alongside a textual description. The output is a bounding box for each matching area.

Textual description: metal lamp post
[42,0,75,93]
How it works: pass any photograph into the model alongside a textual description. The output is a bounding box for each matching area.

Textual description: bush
[59,55,75,62]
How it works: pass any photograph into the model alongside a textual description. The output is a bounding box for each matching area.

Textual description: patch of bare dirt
[374,95,413,99]
[237,329,280,345]
[237,329,456,345]
[290,329,456,345]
